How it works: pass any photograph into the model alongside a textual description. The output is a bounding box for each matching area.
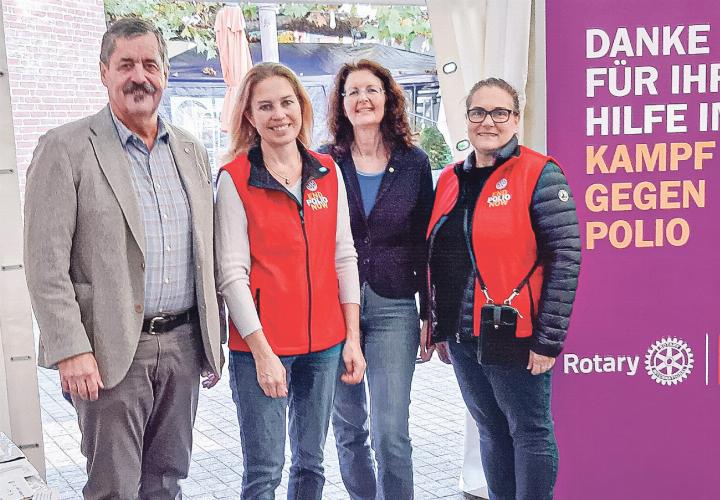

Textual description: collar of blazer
[87,105,205,259]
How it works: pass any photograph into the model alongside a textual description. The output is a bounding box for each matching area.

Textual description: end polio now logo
[305,191,329,211]
[563,336,696,386]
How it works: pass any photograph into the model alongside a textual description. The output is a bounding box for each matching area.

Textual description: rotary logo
[306,179,318,192]
[558,189,569,202]
[487,189,511,207]
[645,337,694,386]
[496,178,508,190]
[306,191,329,210]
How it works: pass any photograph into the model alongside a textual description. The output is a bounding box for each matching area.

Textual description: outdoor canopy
[169,42,438,85]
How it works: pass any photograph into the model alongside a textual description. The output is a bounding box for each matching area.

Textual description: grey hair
[100,17,168,71]
[465,77,520,113]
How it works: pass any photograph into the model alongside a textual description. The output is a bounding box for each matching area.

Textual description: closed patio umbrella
[214,5,253,132]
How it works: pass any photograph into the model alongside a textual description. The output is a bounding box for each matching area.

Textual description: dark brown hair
[465,77,520,113]
[101,17,168,72]
[327,59,414,156]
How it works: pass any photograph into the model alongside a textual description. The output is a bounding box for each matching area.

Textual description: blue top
[356,170,385,216]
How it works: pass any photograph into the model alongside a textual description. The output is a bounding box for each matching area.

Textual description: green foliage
[226,3,432,49]
[420,127,453,170]
[105,1,433,58]
[242,5,258,21]
[104,0,223,58]
[240,4,332,22]
[364,6,432,49]
[282,4,312,19]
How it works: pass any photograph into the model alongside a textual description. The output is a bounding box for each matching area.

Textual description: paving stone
[38,352,471,499]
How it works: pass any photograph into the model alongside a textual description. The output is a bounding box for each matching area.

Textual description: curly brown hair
[327,59,414,156]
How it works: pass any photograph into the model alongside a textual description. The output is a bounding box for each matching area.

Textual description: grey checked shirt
[111,111,195,317]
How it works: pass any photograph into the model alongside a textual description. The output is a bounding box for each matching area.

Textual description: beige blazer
[24,105,223,388]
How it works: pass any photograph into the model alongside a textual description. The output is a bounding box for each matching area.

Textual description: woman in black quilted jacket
[426,77,581,500]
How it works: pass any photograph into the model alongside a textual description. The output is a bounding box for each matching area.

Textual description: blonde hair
[226,62,314,161]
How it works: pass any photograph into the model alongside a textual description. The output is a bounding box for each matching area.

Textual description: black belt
[142,308,197,334]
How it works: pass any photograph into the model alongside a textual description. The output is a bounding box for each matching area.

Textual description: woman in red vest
[215,62,366,500]
[426,78,581,500]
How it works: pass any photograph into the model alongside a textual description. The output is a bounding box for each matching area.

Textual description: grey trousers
[72,322,204,500]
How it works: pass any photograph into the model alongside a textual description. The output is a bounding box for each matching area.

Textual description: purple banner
[547,1,720,498]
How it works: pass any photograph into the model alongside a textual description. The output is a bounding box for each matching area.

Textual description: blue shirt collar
[109,107,169,147]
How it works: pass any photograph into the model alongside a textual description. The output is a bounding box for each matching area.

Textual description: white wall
[0,0,44,476]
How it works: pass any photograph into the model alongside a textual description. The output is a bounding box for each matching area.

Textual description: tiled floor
[38,348,478,499]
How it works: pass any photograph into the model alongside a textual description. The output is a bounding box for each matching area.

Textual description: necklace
[352,144,366,160]
[352,143,388,174]
[265,162,300,185]
[352,143,387,162]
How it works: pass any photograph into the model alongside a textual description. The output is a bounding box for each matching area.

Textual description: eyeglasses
[341,86,385,99]
[466,107,517,124]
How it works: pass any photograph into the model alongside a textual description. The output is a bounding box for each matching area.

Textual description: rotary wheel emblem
[645,337,694,386]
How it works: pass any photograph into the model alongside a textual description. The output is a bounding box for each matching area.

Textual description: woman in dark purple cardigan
[323,59,434,499]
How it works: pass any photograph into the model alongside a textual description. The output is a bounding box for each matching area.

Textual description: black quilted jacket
[431,142,581,358]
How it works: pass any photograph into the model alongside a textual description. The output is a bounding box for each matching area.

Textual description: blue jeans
[229,345,341,500]
[448,341,558,500]
[332,284,420,500]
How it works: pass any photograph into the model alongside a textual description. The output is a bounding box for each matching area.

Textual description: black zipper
[460,205,477,344]
[249,148,326,353]
[261,174,314,353]
[426,214,448,344]
[254,288,261,320]
[529,283,536,328]
[298,206,313,353]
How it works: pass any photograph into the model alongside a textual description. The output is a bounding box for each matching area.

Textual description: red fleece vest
[222,151,345,355]
[427,146,554,339]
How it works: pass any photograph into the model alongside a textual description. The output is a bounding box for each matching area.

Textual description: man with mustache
[24,17,223,499]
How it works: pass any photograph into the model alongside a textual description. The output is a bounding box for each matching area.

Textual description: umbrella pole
[258,3,279,62]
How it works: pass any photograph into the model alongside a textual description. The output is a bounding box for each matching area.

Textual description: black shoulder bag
[464,209,539,366]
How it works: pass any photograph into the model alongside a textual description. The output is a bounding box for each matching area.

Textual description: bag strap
[503,259,540,305]
[463,207,494,303]
[463,205,540,305]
